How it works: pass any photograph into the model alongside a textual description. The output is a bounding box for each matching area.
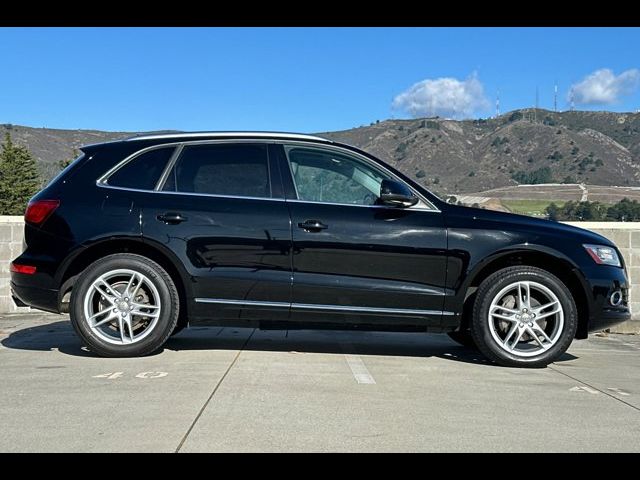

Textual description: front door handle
[298,219,328,231]
[157,212,187,224]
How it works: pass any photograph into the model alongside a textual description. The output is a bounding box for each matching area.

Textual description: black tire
[70,253,179,357]
[470,266,577,368]
[447,330,478,349]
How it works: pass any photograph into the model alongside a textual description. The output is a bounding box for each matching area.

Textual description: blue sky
[1,27,639,133]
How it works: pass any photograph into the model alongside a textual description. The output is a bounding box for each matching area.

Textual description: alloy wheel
[487,280,564,357]
[83,269,161,345]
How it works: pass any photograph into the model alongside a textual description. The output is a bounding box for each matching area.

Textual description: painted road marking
[92,371,168,379]
[340,342,376,385]
[607,387,631,396]
[135,371,168,379]
[93,372,124,380]
[344,355,376,384]
[569,386,600,394]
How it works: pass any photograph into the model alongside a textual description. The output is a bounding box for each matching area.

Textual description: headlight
[583,244,621,267]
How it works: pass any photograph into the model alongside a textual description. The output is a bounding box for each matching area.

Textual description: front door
[279,144,448,327]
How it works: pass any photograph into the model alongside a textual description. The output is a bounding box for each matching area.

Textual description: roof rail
[125,131,331,142]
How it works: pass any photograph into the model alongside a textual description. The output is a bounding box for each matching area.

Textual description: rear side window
[163,143,270,198]
[107,147,175,190]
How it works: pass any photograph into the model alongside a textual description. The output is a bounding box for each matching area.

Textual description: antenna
[554,82,558,112]
[496,90,500,118]
[534,86,538,123]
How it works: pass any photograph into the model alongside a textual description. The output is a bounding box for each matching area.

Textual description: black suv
[10,132,630,367]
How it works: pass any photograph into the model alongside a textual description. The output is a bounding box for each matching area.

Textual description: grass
[501,199,565,216]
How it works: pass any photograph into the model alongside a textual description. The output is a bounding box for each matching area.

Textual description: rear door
[139,141,292,322]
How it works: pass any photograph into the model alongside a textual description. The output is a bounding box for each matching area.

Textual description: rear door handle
[298,220,328,231]
[157,212,187,224]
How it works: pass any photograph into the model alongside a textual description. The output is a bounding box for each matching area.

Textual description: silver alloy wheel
[83,268,161,346]
[487,280,564,357]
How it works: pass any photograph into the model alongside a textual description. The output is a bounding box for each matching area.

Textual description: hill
[2,109,640,193]
[0,124,132,182]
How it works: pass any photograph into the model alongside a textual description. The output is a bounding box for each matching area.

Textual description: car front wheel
[69,253,179,357]
[471,266,577,368]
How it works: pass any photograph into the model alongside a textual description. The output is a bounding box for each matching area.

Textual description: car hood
[445,204,614,247]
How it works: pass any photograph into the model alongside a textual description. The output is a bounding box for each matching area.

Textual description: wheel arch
[56,237,191,324]
[463,246,591,339]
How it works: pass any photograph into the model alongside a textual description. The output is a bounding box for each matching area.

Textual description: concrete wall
[0,216,30,314]
[0,216,638,332]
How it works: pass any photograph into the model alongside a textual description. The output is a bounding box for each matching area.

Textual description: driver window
[286,147,392,206]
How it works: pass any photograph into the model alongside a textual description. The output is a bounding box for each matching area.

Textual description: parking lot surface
[0,313,639,452]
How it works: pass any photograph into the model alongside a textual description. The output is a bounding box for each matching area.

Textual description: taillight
[24,199,60,226]
[10,263,37,275]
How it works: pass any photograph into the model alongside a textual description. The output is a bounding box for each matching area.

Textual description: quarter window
[107,147,175,190]
[286,147,392,206]
[163,144,270,198]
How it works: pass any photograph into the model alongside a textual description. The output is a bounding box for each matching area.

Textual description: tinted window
[108,147,175,190]
[287,147,390,206]
[164,144,270,198]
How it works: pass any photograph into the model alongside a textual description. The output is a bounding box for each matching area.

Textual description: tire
[470,266,577,368]
[447,330,478,349]
[70,253,179,357]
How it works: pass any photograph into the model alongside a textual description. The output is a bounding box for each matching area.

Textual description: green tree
[511,167,552,184]
[508,111,523,122]
[0,133,40,215]
[607,198,640,221]
[545,202,559,221]
[551,200,609,221]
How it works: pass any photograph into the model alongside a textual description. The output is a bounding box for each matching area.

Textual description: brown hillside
[3,109,640,193]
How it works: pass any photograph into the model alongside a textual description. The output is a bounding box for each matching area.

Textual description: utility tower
[554,83,558,112]
[495,90,500,118]
[569,87,575,111]
[534,86,539,122]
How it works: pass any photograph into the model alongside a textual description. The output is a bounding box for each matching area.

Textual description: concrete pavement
[0,313,639,452]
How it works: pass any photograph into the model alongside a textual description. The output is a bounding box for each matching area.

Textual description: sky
[1,27,639,133]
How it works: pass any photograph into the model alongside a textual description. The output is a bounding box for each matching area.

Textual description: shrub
[547,151,563,161]
[511,167,552,184]
[509,111,523,122]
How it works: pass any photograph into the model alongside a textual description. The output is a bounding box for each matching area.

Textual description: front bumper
[583,265,631,333]
[589,308,631,332]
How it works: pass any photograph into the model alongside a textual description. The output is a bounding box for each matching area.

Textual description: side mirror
[378,179,419,208]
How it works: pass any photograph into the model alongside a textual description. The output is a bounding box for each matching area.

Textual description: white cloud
[570,68,640,105]
[392,73,489,119]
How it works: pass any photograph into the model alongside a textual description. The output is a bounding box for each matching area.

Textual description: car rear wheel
[471,266,577,368]
[70,253,179,357]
